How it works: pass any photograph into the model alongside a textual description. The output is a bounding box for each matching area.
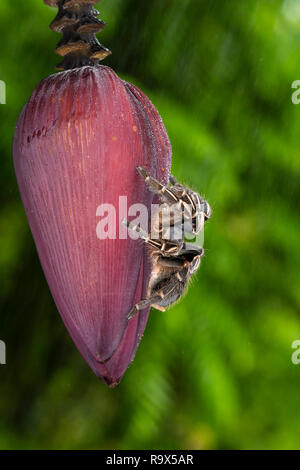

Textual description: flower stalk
[45,0,111,70]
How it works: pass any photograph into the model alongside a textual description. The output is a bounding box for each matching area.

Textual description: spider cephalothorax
[123,167,211,319]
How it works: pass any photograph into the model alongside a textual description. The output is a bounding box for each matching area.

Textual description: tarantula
[123,167,211,320]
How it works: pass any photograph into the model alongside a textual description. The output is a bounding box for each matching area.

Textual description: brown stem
[44,0,111,71]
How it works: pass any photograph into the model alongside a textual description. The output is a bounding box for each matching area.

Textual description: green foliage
[1,0,300,449]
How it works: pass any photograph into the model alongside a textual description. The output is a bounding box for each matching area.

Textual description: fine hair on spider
[122,166,211,320]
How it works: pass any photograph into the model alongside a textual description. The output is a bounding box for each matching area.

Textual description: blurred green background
[1,0,300,450]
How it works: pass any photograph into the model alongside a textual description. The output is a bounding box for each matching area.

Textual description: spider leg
[127,296,164,320]
[121,218,148,240]
[181,243,204,256]
[171,190,208,235]
[162,186,203,234]
[170,175,178,185]
[137,166,180,204]
[137,167,202,234]
[122,218,183,255]
[127,276,183,320]
[153,204,184,240]
[153,202,194,242]
[173,189,211,234]
[179,190,202,234]
[192,192,211,221]
[156,257,186,269]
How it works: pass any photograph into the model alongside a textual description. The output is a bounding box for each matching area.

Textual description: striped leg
[122,219,183,255]
[153,202,193,238]
[137,168,196,229]
[137,166,180,204]
[127,296,165,320]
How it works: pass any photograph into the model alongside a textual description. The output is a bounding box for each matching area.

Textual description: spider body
[123,167,211,319]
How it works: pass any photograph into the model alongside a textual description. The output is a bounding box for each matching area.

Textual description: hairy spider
[123,166,211,320]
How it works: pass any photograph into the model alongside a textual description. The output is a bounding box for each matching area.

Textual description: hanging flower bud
[13,0,172,386]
